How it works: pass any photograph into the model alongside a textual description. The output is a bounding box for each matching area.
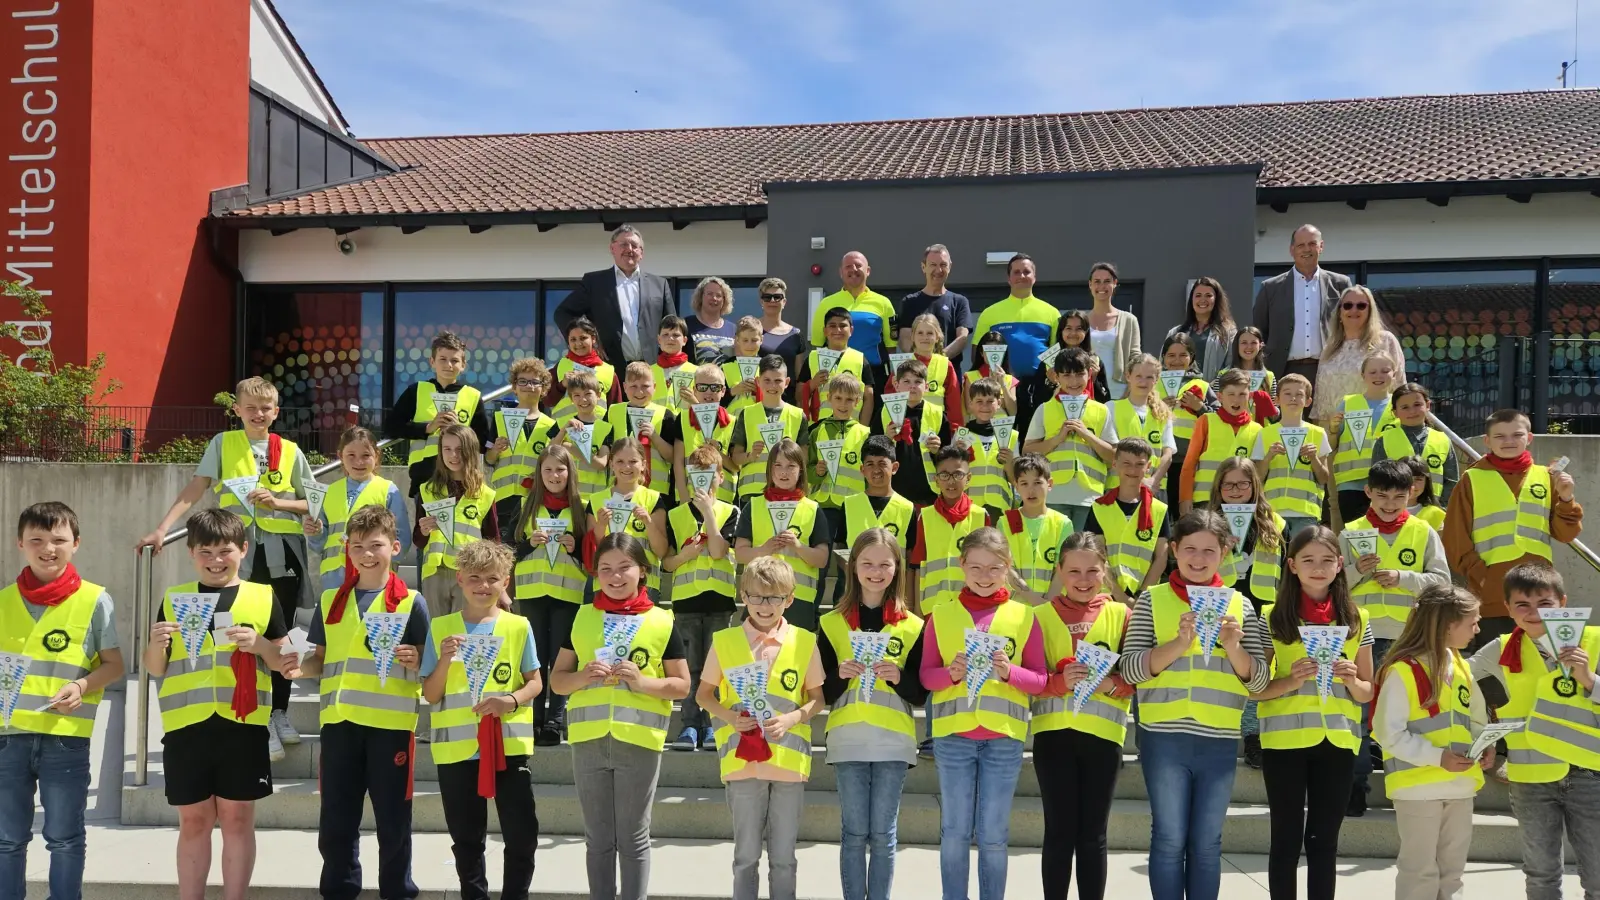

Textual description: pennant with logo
[736,356,761,383]
[1187,586,1233,656]
[963,629,1009,706]
[501,407,530,443]
[170,593,219,663]
[766,500,799,535]
[0,652,31,725]
[1221,504,1255,543]
[1340,528,1379,569]
[303,480,328,523]
[537,517,568,565]
[1247,370,1268,392]
[757,420,785,451]
[458,633,503,707]
[1343,408,1373,453]
[1160,370,1186,399]
[363,611,410,688]
[1060,395,1087,423]
[432,392,458,414]
[687,465,716,496]
[993,415,1015,451]
[816,348,844,375]
[724,660,774,721]
[1298,625,1348,702]
[953,428,974,452]
[567,420,595,463]
[817,439,844,481]
[692,403,720,442]
[881,392,909,430]
[603,497,634,535]
[848,632,892,703]
[982,344,1007,373]
[1038,344,1063,369]
[423,498,458,543]
[1471,720,1526,760]
[1539,607,1591,677]
[887,352,913,375]
[670,370,695,406]
[626,406,654,438]
[222,475,260,520]
[1279,426,1308,472]
[1071,642,1120,713]
[599,613,644,667]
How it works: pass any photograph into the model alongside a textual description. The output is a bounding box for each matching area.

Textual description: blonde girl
[733,438,832,631]
[1105,352,1175,491]
[418,424,498,617]
[589,436,667,596]
[1328,351,1402,523]
[306,425,411,593]
[909,313,961,422]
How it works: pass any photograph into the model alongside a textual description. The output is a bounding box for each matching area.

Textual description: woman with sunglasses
[1309,286,1407,426]
[757,277,806,403]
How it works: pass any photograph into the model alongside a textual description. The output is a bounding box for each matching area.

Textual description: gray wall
[765,167,1261,341]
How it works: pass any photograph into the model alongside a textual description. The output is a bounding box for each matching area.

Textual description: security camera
[337,236,357,256]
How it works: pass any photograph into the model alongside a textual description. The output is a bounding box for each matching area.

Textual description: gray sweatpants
[726,778,805,900]
[1509,767,1600,900]
[572,736,663,900]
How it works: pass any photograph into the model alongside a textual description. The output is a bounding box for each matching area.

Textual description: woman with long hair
[1167,277,1238,381]
[1084,262,1142,400]
[1311,285,1407,424]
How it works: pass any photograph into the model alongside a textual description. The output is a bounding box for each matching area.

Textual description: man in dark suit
[553,225,675,365]
[1252,224,1353,383]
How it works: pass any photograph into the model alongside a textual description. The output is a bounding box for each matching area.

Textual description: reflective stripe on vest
[605,403,671,496]
[1138,584,1250,730]
[668,501,738,599]
[216,431,302,533]
[917,506,987,612]
[1259,422,1328,519]
[819,609,924,741]
[512,506,586,604]
[1258,606,1367,752]
[1155,377,1210,443]
[1465,467,1554,566]
[1331,395,1399,489]
[1003,510,1072,596]
[712,624,817,779]
[1038,399,1110,494]
[318,477,394,591]
[427,611,537,764]
[566,605,675,752]
[1031,600,1130,744]
[737,404,806,497]
[1347,516,1432,628]
[0,582,106,737]
[1379,427,1451,493]
[1191,415,1263,507]
[843,492,915,549]
[488,410,558,501]
[408,383,483,464]
[749,497,822,605]
[1090,499,1168,597]
[1380,653,1485,792]
[1499,628,1600,783]
[419,484,498,579]
[157,583,274,732]
[317,587,421,731]
[929,600,1034,740]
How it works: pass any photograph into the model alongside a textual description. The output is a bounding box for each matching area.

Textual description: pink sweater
[920,597,1049,740]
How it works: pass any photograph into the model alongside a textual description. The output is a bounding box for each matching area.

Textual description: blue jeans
[934,736,1024,900]
[1140,728,1238,900]
[836,761,909,900]
[1354,638,1395,790]
[0,733,92,900]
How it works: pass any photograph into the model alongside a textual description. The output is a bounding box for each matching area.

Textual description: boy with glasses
[673,365,740,505]
[486,357,560,528]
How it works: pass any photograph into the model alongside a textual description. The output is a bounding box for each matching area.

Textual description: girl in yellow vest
[818,529,928,900]
[1372,585,1490,900]
[1250,526,1375,900]
[1180,369,1262,515]
[1117,510,1272,900]
[1327,351,1401,523]
[548,533,690,900]
[1030,532,1134,900]
[1109,353,1176,492]
[1466,563,1600,898]
[1373,382,1458,507]
[548,316,619,424]
[1402,456,1448,533]
[587,437,668,598]
[697,556,826,900]
[511,444,590,746]
[485,357,560,528]
[421,540,542,900]
[733,438,834,633]
[1215,326,1277,424]
[919,528,1048,900]
[418,424,501,618]
[304,426,411,595]
[964,329,1020,419]
[907,313,962,420]
[1155,334,1217,508]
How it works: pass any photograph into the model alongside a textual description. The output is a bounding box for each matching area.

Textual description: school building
[6,0,1600,444]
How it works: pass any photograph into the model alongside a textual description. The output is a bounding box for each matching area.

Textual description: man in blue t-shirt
[897,243,973,366]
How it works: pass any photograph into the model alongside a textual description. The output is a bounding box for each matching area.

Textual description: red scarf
[1216,407,1252,428]
[896,416,915,445]
[16,564,81,607]
[1094,484,1154,532]
[566,349,604,369]
[932,493,973,526]
[231,651,260,722]
[764,486,806,503]
[324,560,409,625]
[1299,590,1336,625]
[594,586,654,615]
[959,586,1010,609]
[1365,508,1410,536]
[1484,451,1533,474]
[477,715,507,798]
[715,406,731,428]
[734,712,774,763]
[265,433,283,470]
[1499,627,1530,673]
[656,351,688,369]
[1167,570,1225,603]
[844,601,907,629]
[541,493,571,513]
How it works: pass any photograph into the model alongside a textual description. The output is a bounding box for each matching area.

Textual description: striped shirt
[1119,589,1272,740]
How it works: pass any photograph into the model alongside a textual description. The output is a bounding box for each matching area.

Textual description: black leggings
[518,597,578,731]
[1033,728,1122,900]
[1262,740,1355,900]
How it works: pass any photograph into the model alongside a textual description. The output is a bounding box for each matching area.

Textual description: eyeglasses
[934,471,970,482]
[760,293,785,301]
[513,379,546,390]
[743,594,787,607]
[1342,301,1369,311]
[694,383,726,393]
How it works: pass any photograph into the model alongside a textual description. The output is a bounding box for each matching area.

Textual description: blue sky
[275,0,1593,139]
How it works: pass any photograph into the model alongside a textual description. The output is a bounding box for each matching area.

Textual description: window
[243,288,385,450]
[541,282,578,367]
[393,287,537,403]
[1547,265,1600,426]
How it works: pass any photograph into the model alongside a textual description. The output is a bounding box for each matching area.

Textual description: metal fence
[0,405,398,462]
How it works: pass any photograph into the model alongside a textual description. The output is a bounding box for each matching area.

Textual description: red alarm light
[811,264,823,276]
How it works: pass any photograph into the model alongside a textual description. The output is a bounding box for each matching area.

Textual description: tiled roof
[223,89,1600,221]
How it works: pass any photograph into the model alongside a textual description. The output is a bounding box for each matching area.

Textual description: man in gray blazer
[1252,224,1353,382]
[553,225,676,365]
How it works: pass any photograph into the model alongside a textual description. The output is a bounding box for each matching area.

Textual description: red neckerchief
[1484,451,1533,474]
[266,433,283,470]
[1167,570,1224,603]
[541,493,571,513]
[477,715,507,798]
[897,416,915,445]
[764,486,806,502]
[1402,657,1442,716]
[932,493,973,526]
[1094,485,1154,531]
[17,564,81,606]
[594,586,653,615]
[325,559,409,625]
[230,652,259,722]
[844,601,906,630]
[657,351,688,368]
[714,406,731,428]
[1216,408,1252,428]
[1299,590,1336,625]
[959,586,1010,609]
[566,349,604,368]
[1499,627,1530,673]
[1366,508,1410,536]
[735,712,774,762]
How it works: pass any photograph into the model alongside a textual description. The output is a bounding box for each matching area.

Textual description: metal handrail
[133,386,513,785]
[1427,412,1600,576]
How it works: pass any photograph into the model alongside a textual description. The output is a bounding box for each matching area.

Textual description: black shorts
[163,714,273,806]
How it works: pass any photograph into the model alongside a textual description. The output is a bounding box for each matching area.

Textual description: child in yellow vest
[1371,382,1458,507]
[808,371,873,548]
[485,357,560,528]
[905,312,963,420]
[799,306,872,424]
[722,316,768,421]
[418,424,500,618]
[729,355,805,502]
[1403,456,1448,533]
[733,439,834,633]
[1216,326,1276,423]
[844,435,916,553]
[1373,585,1491,900]
[960,376,1020,522]
[384,331,491,495]
[999,454,1072,605]
[1110,353,1177,492]
[906,446,990,617]
[557,371,614,502]
[697,556,825,900]
[3,502,125,900]
[964,329,1020,419]
[604,361,676,499]
[651,315,698,412]
[421,541,541,900]
[304,426,411,595]
[871,358,952,508]
[1086,438,1171,605]
[1251,373,1328,542]
[1180,369,1262,515]
[1328,351,1401,522]
[588,437,668,597]
[1153,334,1216,505]
[673,364,739,505]
[1023,348,1116,531]
[549,316,620,424]
[142,509,291,900]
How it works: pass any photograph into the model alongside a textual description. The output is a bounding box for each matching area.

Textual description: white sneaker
[266,718,286,762]
[272,709,302,745]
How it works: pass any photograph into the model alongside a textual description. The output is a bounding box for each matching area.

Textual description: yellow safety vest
[317,587,422,732]
[667,501,738,600]
[879,400,944,495]
[427,611,537,764]
[1037,398,1111,495]
[843,492,915,549]
[1465,466,1554,566]
[551,358,615,424]
[1091,498,1169,597]
[736,403,807,498]
[216,430,302,533]
[682,407,738,505]
[1190,414,1263,507]
[1107,399,1168,490]
[1346,515,1432,630]
[961,425,1016,512]
[512,505,586,604]
[721,361,764,421]
[1498,627,1600,783]
[748,496,822,606]
[1331,394,1399,490]
[408,383,482,465]
[808,346,867,402]
[929,600,1035,740]
[566,605,676,752]
[1138,584,1251,731]
[0,581,106,737]
[1219,512,1285,602]
[713,625,817,779]
[419,482,498,579]
[1031,600,1131,744]
[917,505,988,612]
[589,485,663,591]
[1258,606,1368,752]
[651,361,697,412]
[921,354,954,414]
[810,419,872,507]
[157,583,274,732]
[605,403,672,496]
[318,476,394,592]
[1414,504,1446,532]
[1154,376,1211,443]
[1259,421,1328,519]
[488,409,558,503]
[1380,653,1485,792]
[1379,426,1451,494]
[1001,509,1072,596]
[819,609,924,740]
[565,417,616,502]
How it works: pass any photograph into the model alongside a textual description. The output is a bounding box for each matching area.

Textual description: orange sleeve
[1553,497,1585,543]
[1179,416,1209,504]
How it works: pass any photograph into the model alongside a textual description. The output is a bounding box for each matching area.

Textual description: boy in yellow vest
[868,358,951,508]
[1022,348,1115,531]
[2,502,125,900]
[142,508,291,900]
[696,557,825,900]
[291,505,428,900]
[421,540,541,900]
[386,330,491,496]
[1179,368,1262,515]
[605,361,676,500]
[999,454,1072,604]
[908,446,990,615]
[808,372,872,554]
[652,315,698,411]
[136,376,312,759]
[1251,373,1328,541]
[1468,563,1600,898]
[843,436,916,552]
[1086,438,1171,604]
[560,371,615,501]
[730,355,807,502]
[485,357,560,528]
[799,306,871,424]
[961,376,1019,522]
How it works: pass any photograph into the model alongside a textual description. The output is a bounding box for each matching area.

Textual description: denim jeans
[836,761,908,900]
[1139,728,1239,900]
[1354,638,1394,789]
[1508,767,1600,900]
[934,735,1024,900]
[0,733,92,900]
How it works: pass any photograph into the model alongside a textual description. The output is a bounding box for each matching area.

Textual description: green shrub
[0,282,127,460]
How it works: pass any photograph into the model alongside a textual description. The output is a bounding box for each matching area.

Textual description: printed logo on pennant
[881,392,909,429]
[692,403,720,442]
[303,480,329,523]
[423,498,458,543]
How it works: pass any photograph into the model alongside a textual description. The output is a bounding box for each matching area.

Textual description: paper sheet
[1247,370,1268,392]
[211,611,236,649]
[888,352,913,375]
[599,613,644,666]
[1470,720,1525,761]
[432,392,457,414]
[816,348,843,375]
[1038,344,1062,368]
[567,420,595,463]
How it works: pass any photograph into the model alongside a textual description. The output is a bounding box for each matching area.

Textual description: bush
[142,435,211,464]
[0,282,126,460]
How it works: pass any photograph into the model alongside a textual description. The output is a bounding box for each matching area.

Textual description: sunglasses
[1342,301,1369,311]
[694,383,726,393]
[761,293,785,301]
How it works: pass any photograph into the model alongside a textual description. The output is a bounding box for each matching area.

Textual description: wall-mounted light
[985,251,1016,266]
[810,237,826,250]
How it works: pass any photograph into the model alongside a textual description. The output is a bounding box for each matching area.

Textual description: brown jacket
[1442,458,1583,618]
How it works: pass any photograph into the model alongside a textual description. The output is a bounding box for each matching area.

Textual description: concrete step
[119,777,1525,862]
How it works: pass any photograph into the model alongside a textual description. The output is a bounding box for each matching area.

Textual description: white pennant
[500,407,530,443]
[626,406,654,437]
[692,403,720,442]
[736,356,761,383]
[817,439,844,481]
[687,465,716,495]
[303,481,328,523]
[223,475,259,519]
[767,500,799,535]
[1221,504,1255,542]
[993,415,1015,451]
[881,392,909,429]
[816,348,844,375]
[1160,370,1186,399]
[423,498,458,543]
[1344,409,1373,453]
[567,420,595,462]
[1539,607,1591,677]
[1279,427,1308,472]
[604,497,634,534]
[537,517,568,565]
[757,421,785,451]
[982,344,1007,372]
